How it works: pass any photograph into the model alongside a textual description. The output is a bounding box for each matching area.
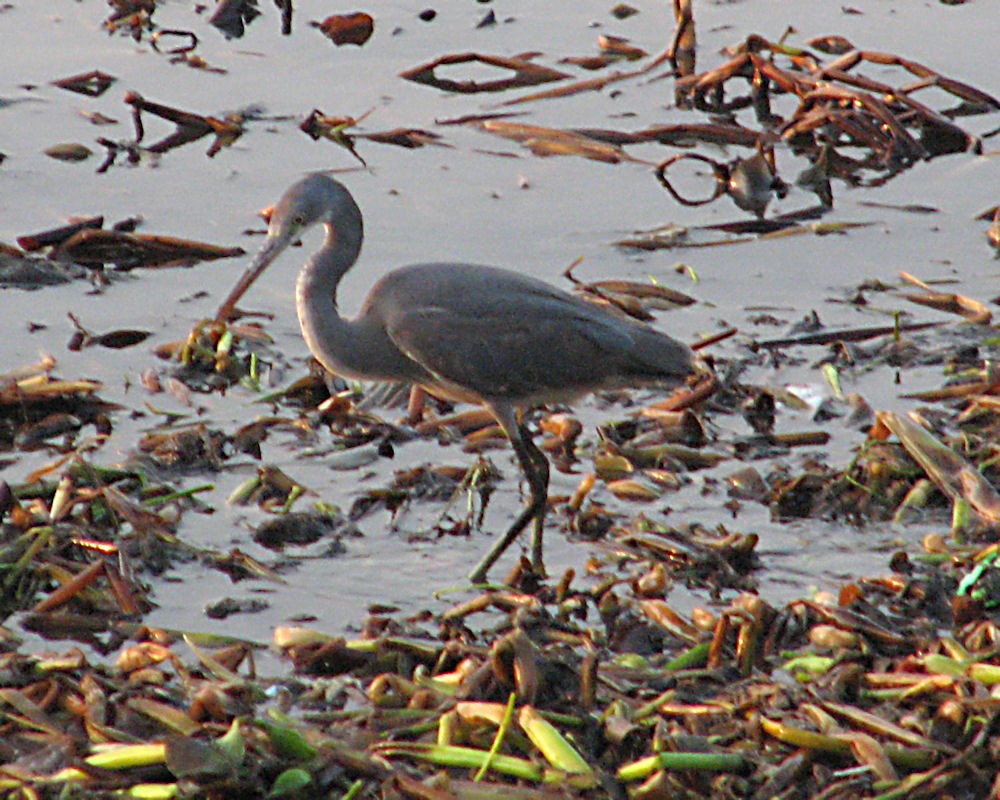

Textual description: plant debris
[50,69,117,97]
[312,12,374,47]
[4,4,1000,798]
[400,53,572,94]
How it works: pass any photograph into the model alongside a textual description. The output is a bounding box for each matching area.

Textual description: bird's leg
[468,409,550,583]
[406,385,427,425]
[524,435,549,572]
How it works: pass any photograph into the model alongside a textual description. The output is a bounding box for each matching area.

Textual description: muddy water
[2,0,998,641]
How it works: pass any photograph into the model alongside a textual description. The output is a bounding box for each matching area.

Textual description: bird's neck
[295,220,367,379]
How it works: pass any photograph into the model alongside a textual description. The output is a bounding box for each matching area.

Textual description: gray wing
[366,263,693,403]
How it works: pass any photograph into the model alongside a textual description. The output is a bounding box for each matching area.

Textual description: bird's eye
[293,214,306,227]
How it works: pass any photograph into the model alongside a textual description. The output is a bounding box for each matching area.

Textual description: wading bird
[216,173,703,582]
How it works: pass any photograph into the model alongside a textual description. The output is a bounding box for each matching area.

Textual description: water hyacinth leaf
[761,717,935,769]
[757,320,943,349]
[921,653,1000,686]
[53,229,244,270]
[126,697,201,736]
[469,120,632,163]
[258,715,319,761]
[582,279,697,310]
[123,784,180,799]
[102,486,174,538]
[372,742,543,781]
[560,54,622,71]
[372,126,446,151]
[781,654,836,679]
[606,478,662,501]
[437,709,458,746]
[216,718,246,765]
[518,706,593,781]
[759,716,852,756]
[663,640,712,671]
[273,626,337,649]
[268,767,313,797]
[597,34,646,60]
[921,653,968,679]
[845,733,897,783]
[614,224,689,250]
[67,314,152,351]
[87,110,128,127]
[899,271,992,323]
[617,750,746,781]
[86,742,168,770]
[807,35,855,55]
[639,600,701,641]
[400,52,570,94]
[0,686,60,735]
[822,363,844,400]
[593,453,634,481]
[45,143,93,162]
[968,662,1000,685]
[17,216,104,251]
[90,329,153,349]
[51,69,117,97]
[611,3,639,19]
[628,442,724,470]
[227,465,308,509]
[820,701,950,751]
[313,12,374,46]
[877,411,1000,522]
[455,701,508,727]
[900,291,992,323]
[498,52,664,107]
[988,208,1000,251]
[808,624,858,650]
[183,635,244,684]
[563,261,697,316]
[114,91,244,159]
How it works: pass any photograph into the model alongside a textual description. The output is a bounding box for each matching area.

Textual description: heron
[215,173,704,582]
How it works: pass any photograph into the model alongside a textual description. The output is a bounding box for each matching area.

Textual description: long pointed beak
[214,231,292,323]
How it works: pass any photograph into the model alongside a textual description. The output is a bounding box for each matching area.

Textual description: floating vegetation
[15,204,244,277]
[3,302,1000,796]
[0,358,113,452]
[400,52,572,94]
[311,12,375,47]
[1,518,1000,797]
[51,69,117,97]
[4,2,1000,798]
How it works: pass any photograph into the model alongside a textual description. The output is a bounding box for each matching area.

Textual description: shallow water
[2,0,998,641]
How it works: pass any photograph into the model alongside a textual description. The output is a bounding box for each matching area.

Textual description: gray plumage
[216,173,703,582]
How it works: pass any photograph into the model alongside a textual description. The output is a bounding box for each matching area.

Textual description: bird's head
[214,173,362,322]
[270,173,343,238]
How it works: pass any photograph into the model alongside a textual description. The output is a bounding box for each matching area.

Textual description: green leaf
[268,767,313,797]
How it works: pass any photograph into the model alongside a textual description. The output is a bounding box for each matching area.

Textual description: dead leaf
[400,52,570,94]
[54,230,244,270]
[472,120,634,163]
[313,12,374,46]
[51,70,117,97]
